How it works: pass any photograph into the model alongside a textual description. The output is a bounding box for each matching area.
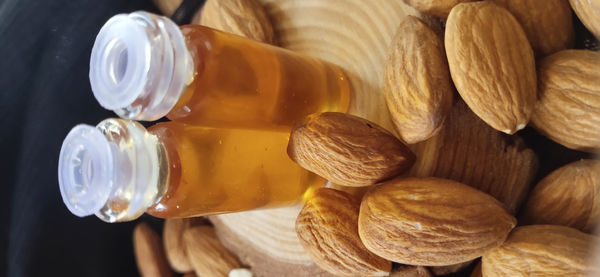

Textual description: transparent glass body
[167,24,350,128]
[58,118,324,222]
[90,11,350,128]
[146,122,323,218]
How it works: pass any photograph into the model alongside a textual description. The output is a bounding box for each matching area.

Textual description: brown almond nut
[390,265,433,277]
[445,1,536,134]
[383,15,453,144]
[296,188,391,276]
[163,219,193,273]
[152,0,182,16]
[288,112,415,187]
[429,260,473,276]
[184,225,241,277]
[521,159,600,233]
[358,177,516,266]
[570,0,600,40]
[401,0,476,18]
[133,223,174,277]
[482,225,600,276]
[410,100,538,214]
[490,0,574,57]
[195,0,276,44]
[531,49,600,152]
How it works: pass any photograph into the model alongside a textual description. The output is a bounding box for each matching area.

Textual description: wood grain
[209,1,429,275]
[210,207,332,276]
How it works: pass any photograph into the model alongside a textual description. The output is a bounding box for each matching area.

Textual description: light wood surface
[210,1,431,276]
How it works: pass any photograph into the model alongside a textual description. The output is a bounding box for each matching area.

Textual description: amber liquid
[145,122,325,218]
[167,25,351,128]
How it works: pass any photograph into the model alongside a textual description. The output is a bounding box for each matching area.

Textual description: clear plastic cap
[58,125,114,217]
[58,119,167,222]
[89,11,193,121]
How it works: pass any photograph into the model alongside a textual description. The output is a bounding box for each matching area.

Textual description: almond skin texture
[288,112,415,187]
[133,223,174,277]
[482,225,600,276]
[390,265,432,277]
[570,0,600,40]
[445,1,536,134]
[532,50,600,152]
[491,0,574,57]
[410,101,538,214]
[521,159,600,233]
[196,0,276,44]
[296,188,392,276]
[384,16,453,144]
[358,177,516,266]
[184,226,241,277]
[402,0,476,18]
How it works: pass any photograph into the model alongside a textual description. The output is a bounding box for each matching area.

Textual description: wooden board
[210,1,431,276]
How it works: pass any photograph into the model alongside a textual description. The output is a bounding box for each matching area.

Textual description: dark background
[0,0,596,276]
[0,1,168,276]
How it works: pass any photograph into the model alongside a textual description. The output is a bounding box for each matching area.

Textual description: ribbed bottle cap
[89,14,151,110]
[89,11,193,121]
[58,125,114,217]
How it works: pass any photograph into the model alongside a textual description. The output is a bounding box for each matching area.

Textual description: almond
[445,1,536,134]
[163,219,193,273]
[482,225,600,276]
[184,225,241,276]
[296,188,391,276]
[358,177,516,266]
[133,223,174,277]
[153,0,182,16]
[491,0,574,57]
[195,0,276,44]
[383,16,453,144]
[390,265,432,277]
[401,0,476,18]
[531,49,600,152]
[521,159,600,233]
[570,0,600,40]
[288,112,415,187]
[410,101,538,214]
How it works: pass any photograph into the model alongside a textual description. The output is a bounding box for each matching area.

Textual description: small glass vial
[58,118,324,222]
[89,11,350,129]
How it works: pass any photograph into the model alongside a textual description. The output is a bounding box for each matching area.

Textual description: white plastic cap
[89,11,193,121]
[58,124,114,217]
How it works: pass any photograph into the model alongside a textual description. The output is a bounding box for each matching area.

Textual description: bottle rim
[58,124,114,217]
[89,11,193,121]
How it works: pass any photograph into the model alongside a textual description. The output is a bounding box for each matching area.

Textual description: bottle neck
[95,119,169,222]
[58,118,169,222]
[89,11,194,121]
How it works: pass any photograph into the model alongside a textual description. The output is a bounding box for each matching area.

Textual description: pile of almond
[136,0,600,276]
[289,1,600,276]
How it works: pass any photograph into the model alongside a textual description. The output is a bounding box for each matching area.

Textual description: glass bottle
[58,118,324,222]
[89,11,350,129]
